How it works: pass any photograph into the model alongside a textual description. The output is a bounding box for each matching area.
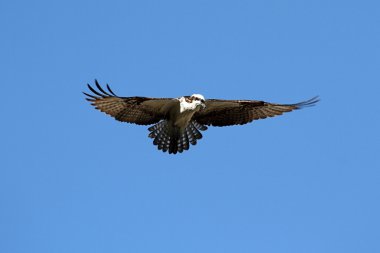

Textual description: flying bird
[84,80,319,154]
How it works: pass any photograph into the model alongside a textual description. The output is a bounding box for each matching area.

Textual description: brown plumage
[194,98,319,126]
[83,80,172,125]
[84,80,319,154]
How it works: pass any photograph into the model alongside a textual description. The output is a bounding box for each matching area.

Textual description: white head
[191,94,205,101]
[177,94,206,113]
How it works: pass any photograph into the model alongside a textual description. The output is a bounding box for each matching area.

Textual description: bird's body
[84,80,319,154]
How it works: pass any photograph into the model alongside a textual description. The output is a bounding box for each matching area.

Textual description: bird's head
[190,94,206,109]
[178,94,206,113]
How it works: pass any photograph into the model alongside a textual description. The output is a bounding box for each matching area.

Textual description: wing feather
[83,80,174,125]
[106,84,117,96]
[194,96,319,126]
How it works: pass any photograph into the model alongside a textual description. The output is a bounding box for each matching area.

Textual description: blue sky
[1,0,379,252]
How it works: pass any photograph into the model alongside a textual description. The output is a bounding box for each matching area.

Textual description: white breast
[173,97,200,128]
[178,97,198,113]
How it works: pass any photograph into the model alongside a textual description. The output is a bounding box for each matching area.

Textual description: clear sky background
[1,0,379,252]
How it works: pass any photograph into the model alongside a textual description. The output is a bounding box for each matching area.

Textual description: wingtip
[307,96,320,105]
[106,83,117,96]
[83,91,97,99]
[296,96,320,108]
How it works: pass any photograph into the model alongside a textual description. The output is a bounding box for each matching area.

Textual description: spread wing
[83,80,174,125]
[194,97,319,127]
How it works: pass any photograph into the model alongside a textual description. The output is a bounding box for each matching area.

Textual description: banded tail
[148,120,208,154]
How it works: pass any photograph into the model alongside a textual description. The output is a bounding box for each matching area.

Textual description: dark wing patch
[83,80,171,125]
[194,96,319,127]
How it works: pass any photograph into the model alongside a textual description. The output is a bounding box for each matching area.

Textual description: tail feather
[157,128,168,150]
[154,122,171,152]
[186,125,197,145]
[177,137,183,153]
[148,120,207,154]
[189,122,203,140]
[149,121,165,138]
[193,121,208,131]
[177,130,190,153]
[168,132,179,154]
[182,131,190,151]
[161,133,170,152]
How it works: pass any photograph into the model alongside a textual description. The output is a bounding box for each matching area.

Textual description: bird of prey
[84,80,319,154]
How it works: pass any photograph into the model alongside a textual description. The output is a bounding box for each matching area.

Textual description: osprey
[84,80,319,154]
